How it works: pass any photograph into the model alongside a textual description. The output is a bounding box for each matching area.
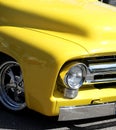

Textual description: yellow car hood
[1,0,116,55]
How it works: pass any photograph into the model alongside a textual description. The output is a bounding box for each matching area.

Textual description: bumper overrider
[59,103,116,121]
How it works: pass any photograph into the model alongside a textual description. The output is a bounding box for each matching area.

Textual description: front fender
[0,27,88,115]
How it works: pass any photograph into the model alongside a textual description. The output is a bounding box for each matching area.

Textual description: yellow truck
[0,0,116,121]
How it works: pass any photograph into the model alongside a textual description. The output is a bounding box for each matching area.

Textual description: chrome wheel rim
[0,61,26,111]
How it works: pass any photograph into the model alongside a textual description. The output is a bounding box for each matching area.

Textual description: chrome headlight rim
[64,63,87,90]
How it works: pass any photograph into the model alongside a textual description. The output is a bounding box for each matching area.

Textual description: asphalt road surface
[0,1,116,130]
[0,106,116,130]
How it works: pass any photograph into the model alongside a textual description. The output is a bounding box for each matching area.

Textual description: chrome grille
[85,56,116,84]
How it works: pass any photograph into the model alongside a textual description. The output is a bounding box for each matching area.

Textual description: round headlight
[64,63,86,89]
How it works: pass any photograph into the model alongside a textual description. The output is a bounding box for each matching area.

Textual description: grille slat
[85,56,116,84]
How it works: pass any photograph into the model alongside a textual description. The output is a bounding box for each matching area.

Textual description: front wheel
[0,61,26,111]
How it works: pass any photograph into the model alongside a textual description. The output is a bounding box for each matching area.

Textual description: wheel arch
[0,52,16,63]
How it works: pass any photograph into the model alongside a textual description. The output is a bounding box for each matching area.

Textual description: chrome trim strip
[89,62,116,73]
[85,61,116,84]
[92,78,116,83]
[58,103,116,121]
[86,71,116,84]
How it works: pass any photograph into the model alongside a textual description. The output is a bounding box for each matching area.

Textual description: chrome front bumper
[58,103,116,121]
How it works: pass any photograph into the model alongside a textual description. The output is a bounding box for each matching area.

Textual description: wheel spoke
[15,75,24,92]
[14,89,20,102]
[5,83,16,92]
[7,68,15,84]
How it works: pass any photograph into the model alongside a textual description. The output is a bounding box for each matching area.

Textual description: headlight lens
[64,63,86,89]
